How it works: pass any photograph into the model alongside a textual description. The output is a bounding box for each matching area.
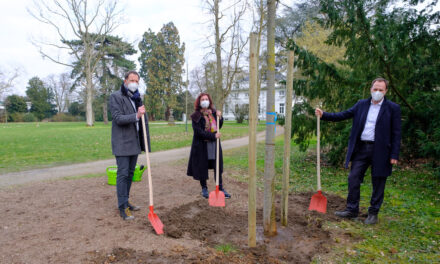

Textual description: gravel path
[0,126,283,188]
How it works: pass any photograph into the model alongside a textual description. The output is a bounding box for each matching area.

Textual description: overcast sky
[0,0,227,97]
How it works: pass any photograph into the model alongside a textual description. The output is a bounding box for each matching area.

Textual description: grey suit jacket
[109,90,151,156]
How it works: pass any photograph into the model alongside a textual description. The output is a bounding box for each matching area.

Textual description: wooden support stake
[281,50,294,226]
[248,32,258,247]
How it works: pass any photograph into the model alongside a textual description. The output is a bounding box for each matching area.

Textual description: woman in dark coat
[187,93,231,199]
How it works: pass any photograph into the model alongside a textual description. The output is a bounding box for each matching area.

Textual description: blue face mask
[371,91,384,101]
[200,100,210,109]
[126,82,138,92]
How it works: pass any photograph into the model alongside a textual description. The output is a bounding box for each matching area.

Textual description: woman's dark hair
[194,93,214,111]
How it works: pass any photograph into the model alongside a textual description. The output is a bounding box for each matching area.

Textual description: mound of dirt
[157,192,347,263]
[87,191,348,264]
[0,162,354,264]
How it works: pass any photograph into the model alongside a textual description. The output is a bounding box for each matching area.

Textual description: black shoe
[128,202,140,211]
[120,207,134,220]
[364,214,378,225]
[334,210,358,218]
[201,187,209,199]
[221,189,231,199]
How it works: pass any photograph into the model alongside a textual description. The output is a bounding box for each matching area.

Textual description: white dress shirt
[360,99,383,141]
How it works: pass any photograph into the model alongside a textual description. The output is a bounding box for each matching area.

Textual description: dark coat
[109,84,151,156]
[322,97,401,177]
[186,110,224,181]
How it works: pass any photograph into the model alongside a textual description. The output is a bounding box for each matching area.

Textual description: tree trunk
[85,70,94,127]
[263,0,277,236]
[214,0,223,109]
[103,99,108,125]
[256,0,264,101]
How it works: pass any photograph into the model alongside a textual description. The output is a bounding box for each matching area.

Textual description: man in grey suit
[109,70,151,220]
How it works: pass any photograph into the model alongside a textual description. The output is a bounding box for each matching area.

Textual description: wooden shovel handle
[141,115,154,206]
[317,116,321,191]
[216,114,220,187]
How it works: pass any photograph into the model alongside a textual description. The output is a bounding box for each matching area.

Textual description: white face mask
[126,82,138,92]
[200,100,210,109]
[371,91,384,101]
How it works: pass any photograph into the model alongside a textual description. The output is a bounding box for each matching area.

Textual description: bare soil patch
[0,164,354,264]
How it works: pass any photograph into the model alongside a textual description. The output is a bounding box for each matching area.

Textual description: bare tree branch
[29,0,123,126]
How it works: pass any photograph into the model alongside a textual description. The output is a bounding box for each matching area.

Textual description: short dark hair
[124,70,140,80]
[371,77,389,89]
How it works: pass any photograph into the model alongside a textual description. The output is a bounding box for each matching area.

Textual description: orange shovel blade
[148,206,164,235]
[209,186,225,207]
[308,190,327,214]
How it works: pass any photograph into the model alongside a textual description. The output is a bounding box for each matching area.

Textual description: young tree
[263,0,277,236]
[251,0,266,100]
[29,0,123,126]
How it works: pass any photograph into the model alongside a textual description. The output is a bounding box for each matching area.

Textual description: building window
[258,103,260,114]
[279,103,285,114]
[279,90,285,96]
[225,104,229,114]
[245,93,249,97]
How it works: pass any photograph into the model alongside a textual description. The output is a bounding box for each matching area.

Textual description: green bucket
[133,164,146,182]
[106,164,146,185]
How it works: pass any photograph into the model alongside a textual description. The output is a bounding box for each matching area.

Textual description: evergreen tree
[287,0,440,171]
[26,77,56,120]
[68,34,136,124]
[138,22,185,120]
[5,95,27,114]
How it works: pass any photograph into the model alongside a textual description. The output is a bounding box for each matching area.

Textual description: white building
[223,76,299,120]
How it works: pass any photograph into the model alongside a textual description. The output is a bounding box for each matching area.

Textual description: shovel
[141,115,164,234]
[209,114,225,207]
[308,115,327,213]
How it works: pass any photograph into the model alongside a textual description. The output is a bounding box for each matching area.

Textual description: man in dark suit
[316,78,401,225]
[109,70,151,220]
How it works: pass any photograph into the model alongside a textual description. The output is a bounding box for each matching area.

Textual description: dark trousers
[200,160,223,189]
[115,155,138,210]
[347,142,388,215]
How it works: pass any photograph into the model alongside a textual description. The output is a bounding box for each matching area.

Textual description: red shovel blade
[308,190,327,214]
[209,186,225,207]
[147,206,164,235]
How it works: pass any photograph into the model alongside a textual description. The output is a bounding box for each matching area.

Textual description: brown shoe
[120,207,134,220]
[128,202,140,211]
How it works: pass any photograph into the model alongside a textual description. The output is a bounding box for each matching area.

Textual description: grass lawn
[223,137,439,263]
[0,121,265,173]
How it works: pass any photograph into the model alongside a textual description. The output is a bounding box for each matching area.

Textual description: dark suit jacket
[109,89,151,157]
[322,97,401,177]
